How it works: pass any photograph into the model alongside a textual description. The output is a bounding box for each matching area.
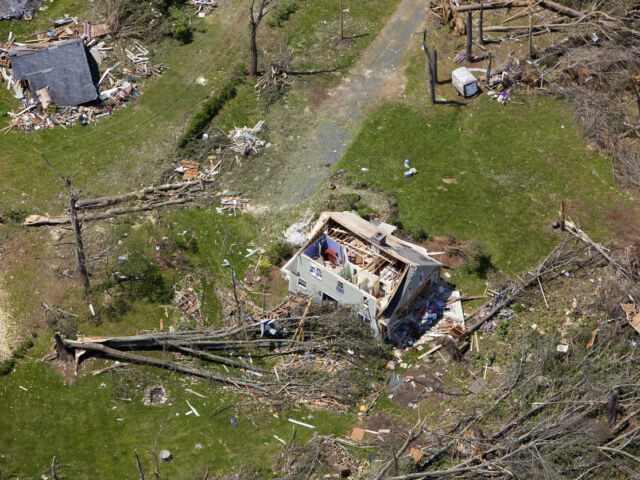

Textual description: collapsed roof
[0,0,41,20]
[10,38,97,107]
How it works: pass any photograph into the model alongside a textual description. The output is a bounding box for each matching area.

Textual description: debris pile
[254,51,294,104]
[228,121,267,155]
[390,287,466,348]
[0,16,167,132]
[175,278,203,325]
[186,0,218,17]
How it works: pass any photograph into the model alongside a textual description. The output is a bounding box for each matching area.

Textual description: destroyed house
[10,38,97,107]
[282,212,442,338]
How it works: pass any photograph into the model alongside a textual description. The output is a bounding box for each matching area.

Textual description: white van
[452,67,478,98]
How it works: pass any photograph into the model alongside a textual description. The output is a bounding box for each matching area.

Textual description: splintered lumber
[61,339,266,391]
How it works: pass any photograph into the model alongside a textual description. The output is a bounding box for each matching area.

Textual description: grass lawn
[0,338,354,479]
[335,96,628,291]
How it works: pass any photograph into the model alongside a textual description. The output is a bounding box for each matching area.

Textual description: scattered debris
[175,160,201,181]
[175,277,203,324]
[142,385,168,406]
[228,121,266,155]
[284,217,312,246]
[186,0,218,17]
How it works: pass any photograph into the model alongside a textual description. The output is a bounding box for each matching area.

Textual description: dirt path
[257,0,425,207]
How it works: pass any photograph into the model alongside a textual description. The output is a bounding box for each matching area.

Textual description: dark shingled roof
[0,0,40,20]
[11,39,97,107]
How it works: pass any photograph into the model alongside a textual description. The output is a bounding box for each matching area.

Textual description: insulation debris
[228,121,266,155]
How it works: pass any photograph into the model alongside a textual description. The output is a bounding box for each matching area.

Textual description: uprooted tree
[249,0,274,76]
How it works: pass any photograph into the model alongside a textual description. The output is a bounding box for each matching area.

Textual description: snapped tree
[249,0,273,76]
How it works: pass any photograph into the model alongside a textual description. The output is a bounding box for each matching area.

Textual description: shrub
[11,338,34,359]
[267,1,298,28]
[407,226,429,242]
[268,241,294,267]
[178,65,246,147]
[0,359,16,376]
[92,0,185,41]
[0,204,30,223]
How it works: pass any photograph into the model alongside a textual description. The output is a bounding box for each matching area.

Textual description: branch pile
[255,51,295,105]
[53,306,392,409]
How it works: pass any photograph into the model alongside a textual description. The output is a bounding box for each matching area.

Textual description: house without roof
[281,211,442,339]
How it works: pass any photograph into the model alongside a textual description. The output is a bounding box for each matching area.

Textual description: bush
[170,6,193,44]
[0,204,30,223]
[267,1,298,28]
[178,65,246,147]
[268,241,294,267]
[92,0,186,41]
[11,338,34,359]
[407,226,429,242]
[0,359,16,376]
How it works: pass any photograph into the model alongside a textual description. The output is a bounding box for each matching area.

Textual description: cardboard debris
[176,160,201,181]
[350,427,365,441]
[621,303,640,334]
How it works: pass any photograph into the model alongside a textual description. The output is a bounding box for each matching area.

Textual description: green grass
[335,96,622,290]
[0,336,353,478]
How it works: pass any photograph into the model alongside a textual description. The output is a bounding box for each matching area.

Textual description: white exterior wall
[283,254,379,335]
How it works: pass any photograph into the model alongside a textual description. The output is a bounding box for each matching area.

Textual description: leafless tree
[249,0,273,76]
[41,153,91,302]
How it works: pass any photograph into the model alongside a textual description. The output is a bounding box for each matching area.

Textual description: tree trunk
[339,0,344,40]
[249,24,258,76]
[66,177,91,300]
[454,1,529,12]
[421,37,435,105]
[431,47,438,85]
[466,11,473,64]
[634,79,640,118]
[486,53,492,84]
[51,457,59,480]
[528,14,534,59]
[134,450,145,480]
[479,4,484,45]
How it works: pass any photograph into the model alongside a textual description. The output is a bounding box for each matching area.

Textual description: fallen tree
[52,307,393,408]
[24,178,217,226]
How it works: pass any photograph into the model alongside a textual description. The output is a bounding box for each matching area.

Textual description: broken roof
[309,212,442,267]
[0,0,40,20]
[10,39,97,107]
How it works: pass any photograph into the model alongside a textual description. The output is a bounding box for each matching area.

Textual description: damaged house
[282,212,442,339]
[10,38,97,107]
